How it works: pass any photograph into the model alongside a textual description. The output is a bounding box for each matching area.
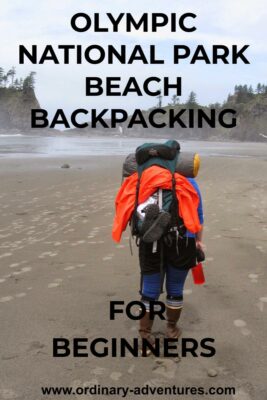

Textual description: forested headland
[0,67,266,141]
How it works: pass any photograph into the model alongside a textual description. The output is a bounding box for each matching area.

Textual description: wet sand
[0,155,266,400]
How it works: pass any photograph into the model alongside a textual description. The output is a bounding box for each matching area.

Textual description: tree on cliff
[156,90,163,108]
[1,75,8,88]
[14,79,21,90]
[23,71,36,92]
[234,84,256,103]
[256,83,266,94]
[186,91,198,108]
[168,94,180,106]
[0,67,37,91]
[7,67,16,86]
[0,67,4,87]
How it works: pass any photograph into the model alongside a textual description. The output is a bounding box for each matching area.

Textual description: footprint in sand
[102,254,114,261]
[0,388,19,399]
[91,367,106,376]
[15,293,26,298]
[0,252,12,259]
[233,388,252,400]
[21,266,32,273]
[128,364,135,374]
[39,251,57,259]
[153,359,177,379]
[233,320,251,336]
[12,267,32,276]
[256,245,265,253]
[110,372,122,381]
[64,266,76,271]
[0,296,14,303]
[256,296,267,312]
[9,263,20,268]
[48,278,63,288]
[234,320,246,328]
[144,378,168,388]
[48,282,60,288]
[248,273,258,283]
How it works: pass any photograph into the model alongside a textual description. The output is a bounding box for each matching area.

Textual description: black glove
[196,247,205,262]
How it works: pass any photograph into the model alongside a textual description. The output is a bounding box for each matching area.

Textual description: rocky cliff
[0,87,40,131]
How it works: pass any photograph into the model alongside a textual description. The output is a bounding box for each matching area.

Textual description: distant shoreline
[0,136,266,160]
[1,129,267,143]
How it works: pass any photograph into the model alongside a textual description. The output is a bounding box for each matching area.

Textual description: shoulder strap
[130,176,140,236]
[171,173,186,236]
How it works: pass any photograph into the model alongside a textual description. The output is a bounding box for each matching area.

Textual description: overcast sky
[0,0,266,120]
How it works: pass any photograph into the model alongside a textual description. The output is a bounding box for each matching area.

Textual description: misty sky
[0,0,267,120]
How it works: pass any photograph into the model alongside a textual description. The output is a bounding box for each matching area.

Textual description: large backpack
[130,140,186,242]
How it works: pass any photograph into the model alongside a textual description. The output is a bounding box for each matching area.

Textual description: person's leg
[139,273,161,343]
[165,265,189,338]
[138,241,161,351]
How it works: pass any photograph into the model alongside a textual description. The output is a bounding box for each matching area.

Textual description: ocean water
[0,134,266,158]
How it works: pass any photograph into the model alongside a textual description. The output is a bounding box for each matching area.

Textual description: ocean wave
[0,134,24,137]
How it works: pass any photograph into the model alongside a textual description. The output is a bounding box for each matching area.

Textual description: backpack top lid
[135,140,180,176]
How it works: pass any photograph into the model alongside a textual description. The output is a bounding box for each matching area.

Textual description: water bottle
[192,262,205,284]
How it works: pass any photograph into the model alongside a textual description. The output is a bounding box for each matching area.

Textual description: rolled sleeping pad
[176,152,200,178]
[122,153,137,177]
[122,152,200,178]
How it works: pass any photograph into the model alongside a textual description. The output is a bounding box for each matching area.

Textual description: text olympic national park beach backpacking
[18,12,250,130]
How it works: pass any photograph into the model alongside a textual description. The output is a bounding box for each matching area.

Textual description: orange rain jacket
[112,165,201,243]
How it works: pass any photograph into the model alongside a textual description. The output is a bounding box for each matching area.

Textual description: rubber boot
[139,311,155,356]
[166,306,183,339]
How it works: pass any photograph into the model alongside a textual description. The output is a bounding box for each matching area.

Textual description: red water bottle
[192,262,205,285]
[192,248,206,285]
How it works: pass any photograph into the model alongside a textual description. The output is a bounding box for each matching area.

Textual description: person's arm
[196,225,205,252]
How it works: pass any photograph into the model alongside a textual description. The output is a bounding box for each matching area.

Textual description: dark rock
[0,87,40,130]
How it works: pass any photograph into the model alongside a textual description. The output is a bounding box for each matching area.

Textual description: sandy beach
[0,153,267,400]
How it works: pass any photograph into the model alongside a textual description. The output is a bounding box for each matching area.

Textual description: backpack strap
[171,173,186,237]
[160,239,164,293]
[130,176,140,237]
[158,188,163,209]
